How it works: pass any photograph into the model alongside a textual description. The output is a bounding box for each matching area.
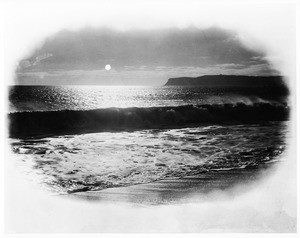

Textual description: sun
[105,64,111,71]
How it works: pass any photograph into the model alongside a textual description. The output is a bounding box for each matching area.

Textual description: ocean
[8,85,289,194]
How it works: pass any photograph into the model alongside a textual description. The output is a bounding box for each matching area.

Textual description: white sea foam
[10,122,288,194]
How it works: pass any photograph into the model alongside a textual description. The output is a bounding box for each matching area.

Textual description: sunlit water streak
[9,85,285,112]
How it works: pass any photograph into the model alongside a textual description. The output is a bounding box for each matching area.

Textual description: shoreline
[66,163,277,205]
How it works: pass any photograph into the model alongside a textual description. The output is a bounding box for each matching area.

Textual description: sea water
[8,86,289,194]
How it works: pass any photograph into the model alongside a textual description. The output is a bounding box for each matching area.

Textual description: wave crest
[9,102,289,138]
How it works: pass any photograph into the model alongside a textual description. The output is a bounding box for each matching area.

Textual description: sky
[3,0,295,86]
[15,26,280,85]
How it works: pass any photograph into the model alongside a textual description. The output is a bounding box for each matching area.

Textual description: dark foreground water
[8,86,289,195]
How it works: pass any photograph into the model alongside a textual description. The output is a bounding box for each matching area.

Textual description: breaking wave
[9,102,289,138]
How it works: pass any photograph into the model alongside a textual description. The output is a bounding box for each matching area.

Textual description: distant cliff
[165,75,286,88]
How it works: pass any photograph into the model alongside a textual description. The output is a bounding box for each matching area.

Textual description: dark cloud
[14,26,279,85]
[17,26,270,71]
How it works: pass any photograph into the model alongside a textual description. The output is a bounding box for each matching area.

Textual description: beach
[68,163,277,205]
[6,155,296,233]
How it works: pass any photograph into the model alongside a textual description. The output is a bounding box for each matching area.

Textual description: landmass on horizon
[165,74,288,90]
[165,74,285,87]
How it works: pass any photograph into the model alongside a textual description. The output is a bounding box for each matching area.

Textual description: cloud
[14,26,280,85]
[16,26,271,73]
[17,53,53,70]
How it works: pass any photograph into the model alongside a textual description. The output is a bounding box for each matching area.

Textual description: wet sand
[67,163,276,205]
